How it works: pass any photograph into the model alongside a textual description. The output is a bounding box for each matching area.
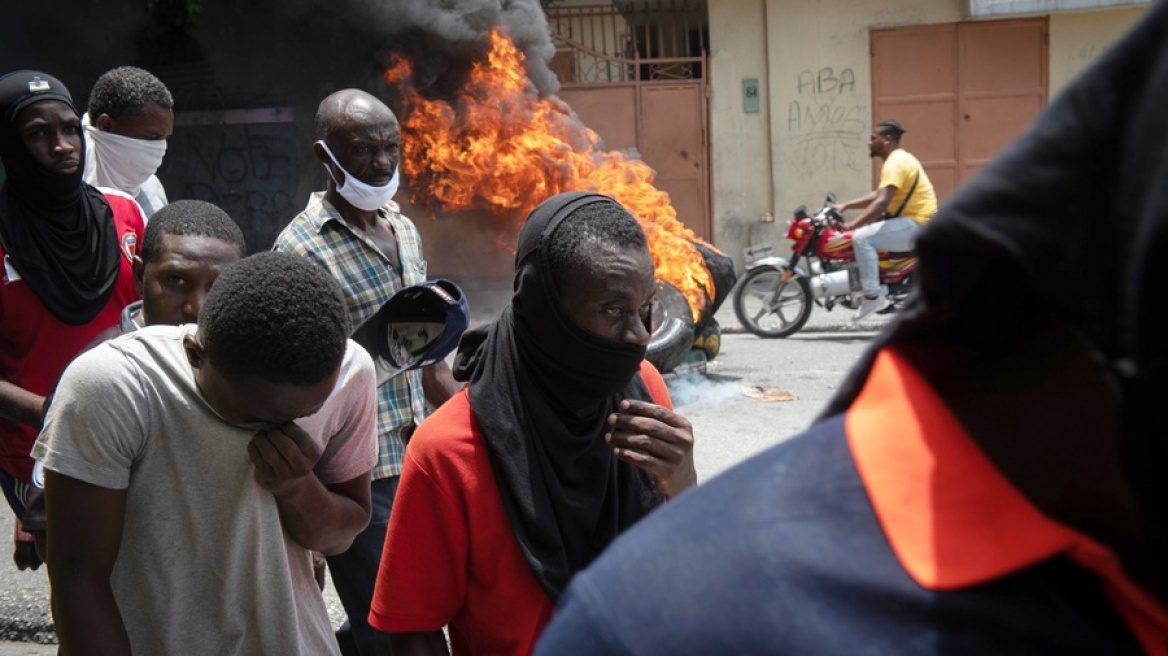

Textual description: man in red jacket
[0,69,144,571]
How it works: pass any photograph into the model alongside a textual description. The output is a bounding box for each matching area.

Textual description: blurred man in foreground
[538,4,1168,654]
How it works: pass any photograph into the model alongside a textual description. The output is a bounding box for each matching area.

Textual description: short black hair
[875,119,906,141]
[87,66,173,119]
[140,200,247,264]
[199,252,350,386]
[547,199,649,294]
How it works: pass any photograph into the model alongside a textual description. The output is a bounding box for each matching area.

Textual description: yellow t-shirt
[879,149,937,224]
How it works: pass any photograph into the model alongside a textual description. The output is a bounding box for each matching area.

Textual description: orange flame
[385,30,718,320]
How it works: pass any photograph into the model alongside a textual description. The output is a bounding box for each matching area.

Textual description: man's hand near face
[606,399,698,499]
[248,422,373,556]
[248,422,322,494]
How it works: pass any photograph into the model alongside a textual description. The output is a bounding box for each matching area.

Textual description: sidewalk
[0,641,54,655]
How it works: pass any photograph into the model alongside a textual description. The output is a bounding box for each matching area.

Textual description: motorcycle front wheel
[733,266,813,338]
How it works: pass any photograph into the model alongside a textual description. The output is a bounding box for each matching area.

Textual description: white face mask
[82,113,167,195]
[316,140,400,212]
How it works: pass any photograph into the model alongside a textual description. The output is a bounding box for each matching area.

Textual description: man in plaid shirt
[274,88,460,656]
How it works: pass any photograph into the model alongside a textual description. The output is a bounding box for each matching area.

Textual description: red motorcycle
[733,197,918,338]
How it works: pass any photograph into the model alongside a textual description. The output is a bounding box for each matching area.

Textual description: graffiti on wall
[1065,42,1102,67]
[157,111,299,252]
[785,67,868,177]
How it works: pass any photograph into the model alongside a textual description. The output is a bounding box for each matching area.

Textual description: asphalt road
[0,301,892,651]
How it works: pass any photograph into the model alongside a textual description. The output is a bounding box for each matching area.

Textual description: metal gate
[544,1,712,241]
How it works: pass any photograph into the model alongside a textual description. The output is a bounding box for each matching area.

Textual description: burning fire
[385,29,717,320]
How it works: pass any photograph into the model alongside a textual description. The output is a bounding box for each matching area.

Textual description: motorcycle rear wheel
[733,266,813,338]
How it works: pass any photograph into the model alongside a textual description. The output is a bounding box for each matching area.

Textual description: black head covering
[823,1,1168,592]
[0,70,118,325]
[453,191,662,600]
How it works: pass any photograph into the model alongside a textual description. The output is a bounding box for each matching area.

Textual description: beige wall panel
[1048,7,1146,98]
[870,25,959,199]
[556,86,639,152]
[708,0,775,269]
[957,19,1047,184]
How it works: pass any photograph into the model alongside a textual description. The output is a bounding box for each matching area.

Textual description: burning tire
[647,281,695,374]
[691,243,735,362]
[693,317,721,360]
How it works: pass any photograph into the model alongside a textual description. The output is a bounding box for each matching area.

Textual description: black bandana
[453,191,662,601]
[0,70,118,325]
[822,2,1168,596]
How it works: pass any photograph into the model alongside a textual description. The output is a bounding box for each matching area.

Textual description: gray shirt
[33,325,378,655]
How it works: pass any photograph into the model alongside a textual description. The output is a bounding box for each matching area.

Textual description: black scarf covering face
[822,1,1168,597]
[0,70,119,325]
[453,191,663,601]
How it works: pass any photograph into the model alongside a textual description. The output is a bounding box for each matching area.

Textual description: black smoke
[1,0,562,257]
[196,0,559,109]
[1,0,559,111]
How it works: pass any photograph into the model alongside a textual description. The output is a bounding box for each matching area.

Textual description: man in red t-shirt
[0,70,144,570]
[369,192,698,655]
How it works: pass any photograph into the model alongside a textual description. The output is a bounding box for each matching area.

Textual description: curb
[717,319,887,336]
[470,317,886,335]
[0,618,55,645]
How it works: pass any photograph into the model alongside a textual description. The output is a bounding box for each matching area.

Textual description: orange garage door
[871,18,1048,203]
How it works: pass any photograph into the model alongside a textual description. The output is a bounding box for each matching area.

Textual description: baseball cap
[350,279,470,384]
[0,70,77,122]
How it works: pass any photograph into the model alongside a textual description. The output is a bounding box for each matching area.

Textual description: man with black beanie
[0,69,144,572]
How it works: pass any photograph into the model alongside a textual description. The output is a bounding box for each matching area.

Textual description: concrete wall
[707,0,1148,268]
[708,0,775,269]
[1048,7,1146,97]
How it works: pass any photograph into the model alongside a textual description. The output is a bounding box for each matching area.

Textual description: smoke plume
[198,0,559,107]
[369,0,559,96]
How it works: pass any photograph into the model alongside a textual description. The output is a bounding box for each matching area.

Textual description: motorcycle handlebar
[813,206,845,227]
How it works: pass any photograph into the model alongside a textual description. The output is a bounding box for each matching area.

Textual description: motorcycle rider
[832,119,936,321]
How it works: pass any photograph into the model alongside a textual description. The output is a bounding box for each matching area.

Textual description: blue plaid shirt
[274,193,427,479]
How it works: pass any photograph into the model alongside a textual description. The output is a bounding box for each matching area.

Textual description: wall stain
[158,122,298,252]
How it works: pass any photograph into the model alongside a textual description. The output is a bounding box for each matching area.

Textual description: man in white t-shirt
[83,66,173,218]
[33,252,378,655]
